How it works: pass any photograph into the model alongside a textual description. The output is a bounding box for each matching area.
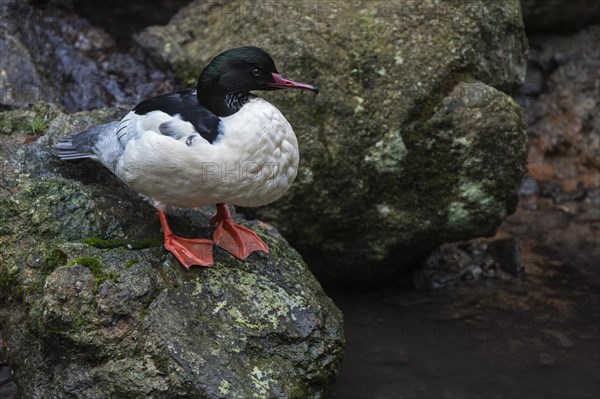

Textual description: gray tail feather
[55,137,93,160]
[56,122,118,161]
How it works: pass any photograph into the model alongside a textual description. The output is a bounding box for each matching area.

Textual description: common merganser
[56,46,317,268]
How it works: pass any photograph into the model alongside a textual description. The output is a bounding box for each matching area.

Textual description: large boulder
[0,105,344,398]
[137,0,528,286]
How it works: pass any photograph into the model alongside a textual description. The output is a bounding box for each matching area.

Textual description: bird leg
[158,210,214,268]
[210,204,269,260]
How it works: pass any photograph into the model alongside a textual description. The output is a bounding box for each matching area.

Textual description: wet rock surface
[0,1,175,111]
[137,0,528,286]
[66,0,193,50]
[0,106,344,398]
[410,238,524,290]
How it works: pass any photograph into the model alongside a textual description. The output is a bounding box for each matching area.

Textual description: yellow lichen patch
[205,268,307,331]
[218,379,231,395]
[250,366,270,399]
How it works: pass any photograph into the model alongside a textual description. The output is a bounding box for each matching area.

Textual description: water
[328,223,599,399]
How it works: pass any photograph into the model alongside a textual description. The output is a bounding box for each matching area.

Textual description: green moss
[123,259,140,269]
[29,113,52,134]
[0,110,33,135]
[83,237,124,249]
[42,247,68,275]
[83,237,162,250]
[459,182,494,205]
[68,257,119,292]
[0,102,59,135]
[68,257,103,276]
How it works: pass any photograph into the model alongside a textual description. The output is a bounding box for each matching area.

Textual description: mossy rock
[0,102,62,135]
[137,0,528,285]
[0,106,344,399]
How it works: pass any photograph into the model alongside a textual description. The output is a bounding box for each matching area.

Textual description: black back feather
[133,89,221,144]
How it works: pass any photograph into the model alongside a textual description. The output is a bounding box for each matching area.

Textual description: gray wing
[55,121,123,173]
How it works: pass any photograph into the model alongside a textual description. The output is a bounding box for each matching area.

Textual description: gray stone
[0,15,45,108]
[0,106,344,399]
[486,237,524,276]
[137,0,528,286]
[412,240,487,290]
[0,1,172,111]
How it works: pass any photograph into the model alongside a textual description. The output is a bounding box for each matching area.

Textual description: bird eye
[251,68,262,77]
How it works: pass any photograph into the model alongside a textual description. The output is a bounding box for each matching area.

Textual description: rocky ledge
[0,105,344,399]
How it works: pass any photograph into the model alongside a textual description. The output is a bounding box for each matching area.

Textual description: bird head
[198,46,318,96]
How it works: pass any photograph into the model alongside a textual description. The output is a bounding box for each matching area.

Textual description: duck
[56,46,318,268]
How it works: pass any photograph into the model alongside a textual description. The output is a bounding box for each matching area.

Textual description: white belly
[116,98,299,210]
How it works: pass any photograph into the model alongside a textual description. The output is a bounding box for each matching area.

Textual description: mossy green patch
[68,257,118,291]
[29,113,52,134]
[0,102,60,135]
[68,257,103,275]
[42,247,68,275]
[83,237,162,250]
[13,176,105,241]
[0,110,34,135]
[459,182,494,206]
[123,259,140,269]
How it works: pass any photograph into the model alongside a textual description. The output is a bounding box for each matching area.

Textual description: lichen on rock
[0,106,344,399]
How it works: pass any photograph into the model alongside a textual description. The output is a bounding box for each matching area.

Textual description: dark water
[327,236,600,399]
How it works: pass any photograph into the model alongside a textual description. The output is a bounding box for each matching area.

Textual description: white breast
[116,98,299,210]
